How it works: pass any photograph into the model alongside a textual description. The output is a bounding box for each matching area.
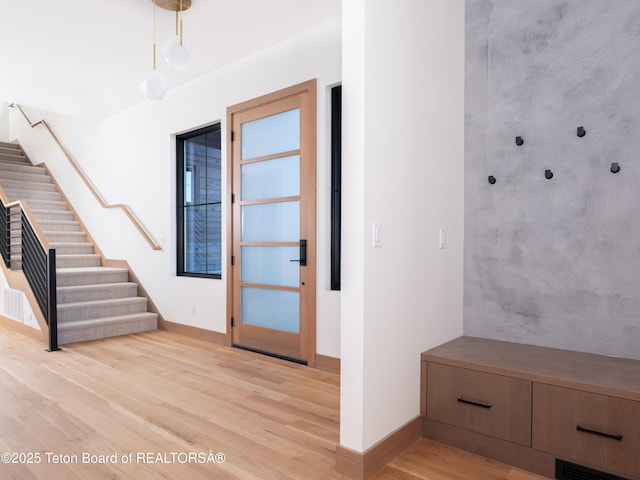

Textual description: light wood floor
[0,323,548,480]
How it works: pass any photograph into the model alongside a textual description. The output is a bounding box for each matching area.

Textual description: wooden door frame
[225,79,317,367]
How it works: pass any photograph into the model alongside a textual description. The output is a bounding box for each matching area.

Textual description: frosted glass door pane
[241,246,299,287]
[241,287,299,333]
[241,155,300,201]
[242,201,299,242]
[241,109,300,159]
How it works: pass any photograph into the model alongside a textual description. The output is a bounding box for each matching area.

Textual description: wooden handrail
[8,103,162,251]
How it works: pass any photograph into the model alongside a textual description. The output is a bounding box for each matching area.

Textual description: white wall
[0,101,9,142]
[340,0,465,452]
[9,19,342,358]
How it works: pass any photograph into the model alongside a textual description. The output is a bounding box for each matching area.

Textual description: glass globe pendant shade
[139,69,169,100]
[162,35,193,73]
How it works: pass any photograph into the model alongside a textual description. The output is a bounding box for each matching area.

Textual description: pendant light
[140,0,169,100]
[162,0,193,73]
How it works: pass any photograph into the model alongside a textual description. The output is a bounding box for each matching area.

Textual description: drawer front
[426,363,532,446]
[533,383,640,478]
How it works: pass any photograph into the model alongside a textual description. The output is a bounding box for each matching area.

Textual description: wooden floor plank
[0,326,345,479]
[371,440,549,480]
[0,325,549,480]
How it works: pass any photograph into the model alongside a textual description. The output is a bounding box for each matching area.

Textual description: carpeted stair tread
[56,267,129,287]
[57,296,149,323]
[0,167,49,181]
[31,209,75,222]
[57,312,158,344]
[18,199,69,211]
[49,242,95,255]
[57,282,139,303]
[38,219,81,232]
[44,231,88,243]
[0,178,55,191]
[0,152,28,161]
[3,188,63,202]
[55,254,102,268]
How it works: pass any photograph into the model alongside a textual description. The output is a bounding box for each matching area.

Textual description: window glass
[177,124,222,278]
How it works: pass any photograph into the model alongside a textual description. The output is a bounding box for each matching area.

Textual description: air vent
[556,459,629,480]
[3,288,23,320]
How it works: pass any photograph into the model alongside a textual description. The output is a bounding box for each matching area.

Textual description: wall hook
[545,169,554,180]
[610,162,621,174]
[488,175,496,185]
[515,136,524,146]
[577,126,586,137]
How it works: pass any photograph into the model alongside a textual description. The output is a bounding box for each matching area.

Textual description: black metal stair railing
[20,210,59,352]
[0,200,9,268]
[0,195,59,351]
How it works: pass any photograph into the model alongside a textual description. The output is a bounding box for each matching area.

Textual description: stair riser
[32,211,75,222]
[57,315,157,345]
[0,154,29,164]
[57,270,129,287]
[39,221,81,232]
[0,180,56,192]
[57,284,139,303]
[0,169,49,182]
[0,142,21,150]
[44,232,88,243]
[56,256,102,268]
[58,299,149,323]
[4,189,62,202]
[50,244,94,255]
[22,200,69,211]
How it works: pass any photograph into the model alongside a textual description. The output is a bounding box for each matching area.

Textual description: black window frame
[176,123,222,279]
[330,85,342,291]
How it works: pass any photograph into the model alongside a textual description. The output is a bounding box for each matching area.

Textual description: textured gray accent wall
[464,0,640,359]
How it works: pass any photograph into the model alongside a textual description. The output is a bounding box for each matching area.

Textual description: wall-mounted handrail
[8,103,162,251]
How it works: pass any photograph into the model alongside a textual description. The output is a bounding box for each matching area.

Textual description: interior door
[227,80,316,365]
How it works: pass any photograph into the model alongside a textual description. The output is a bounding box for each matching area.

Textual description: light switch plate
[373,222,383,248]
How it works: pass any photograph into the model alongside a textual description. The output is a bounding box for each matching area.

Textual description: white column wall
[340,0,465,452]
[339,0,367,452]
[8,19,342,359]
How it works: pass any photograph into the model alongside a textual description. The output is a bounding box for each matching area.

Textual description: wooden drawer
[533,383,640,478]
[426,363,532,446]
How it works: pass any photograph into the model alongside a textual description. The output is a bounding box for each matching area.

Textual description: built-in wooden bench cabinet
[421,337,640,480]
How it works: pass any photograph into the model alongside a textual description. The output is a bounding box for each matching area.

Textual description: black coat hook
[488,175,496,185]
[515,136,524,146]
[577,126,586,137]
[611,162,621,174]
[545,169,554,180]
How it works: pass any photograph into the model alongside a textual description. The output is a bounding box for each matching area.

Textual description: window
[177,124,222,278]
[330,85,342,290]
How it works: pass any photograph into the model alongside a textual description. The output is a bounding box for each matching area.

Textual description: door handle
[289,239,307,266]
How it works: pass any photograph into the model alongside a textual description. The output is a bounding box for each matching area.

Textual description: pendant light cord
[153,0,157,70]
[180,0,184,46]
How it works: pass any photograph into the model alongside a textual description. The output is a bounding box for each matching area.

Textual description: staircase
[0,141,157,344]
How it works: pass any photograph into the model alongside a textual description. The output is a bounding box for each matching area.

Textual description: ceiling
[1,0,341,119]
